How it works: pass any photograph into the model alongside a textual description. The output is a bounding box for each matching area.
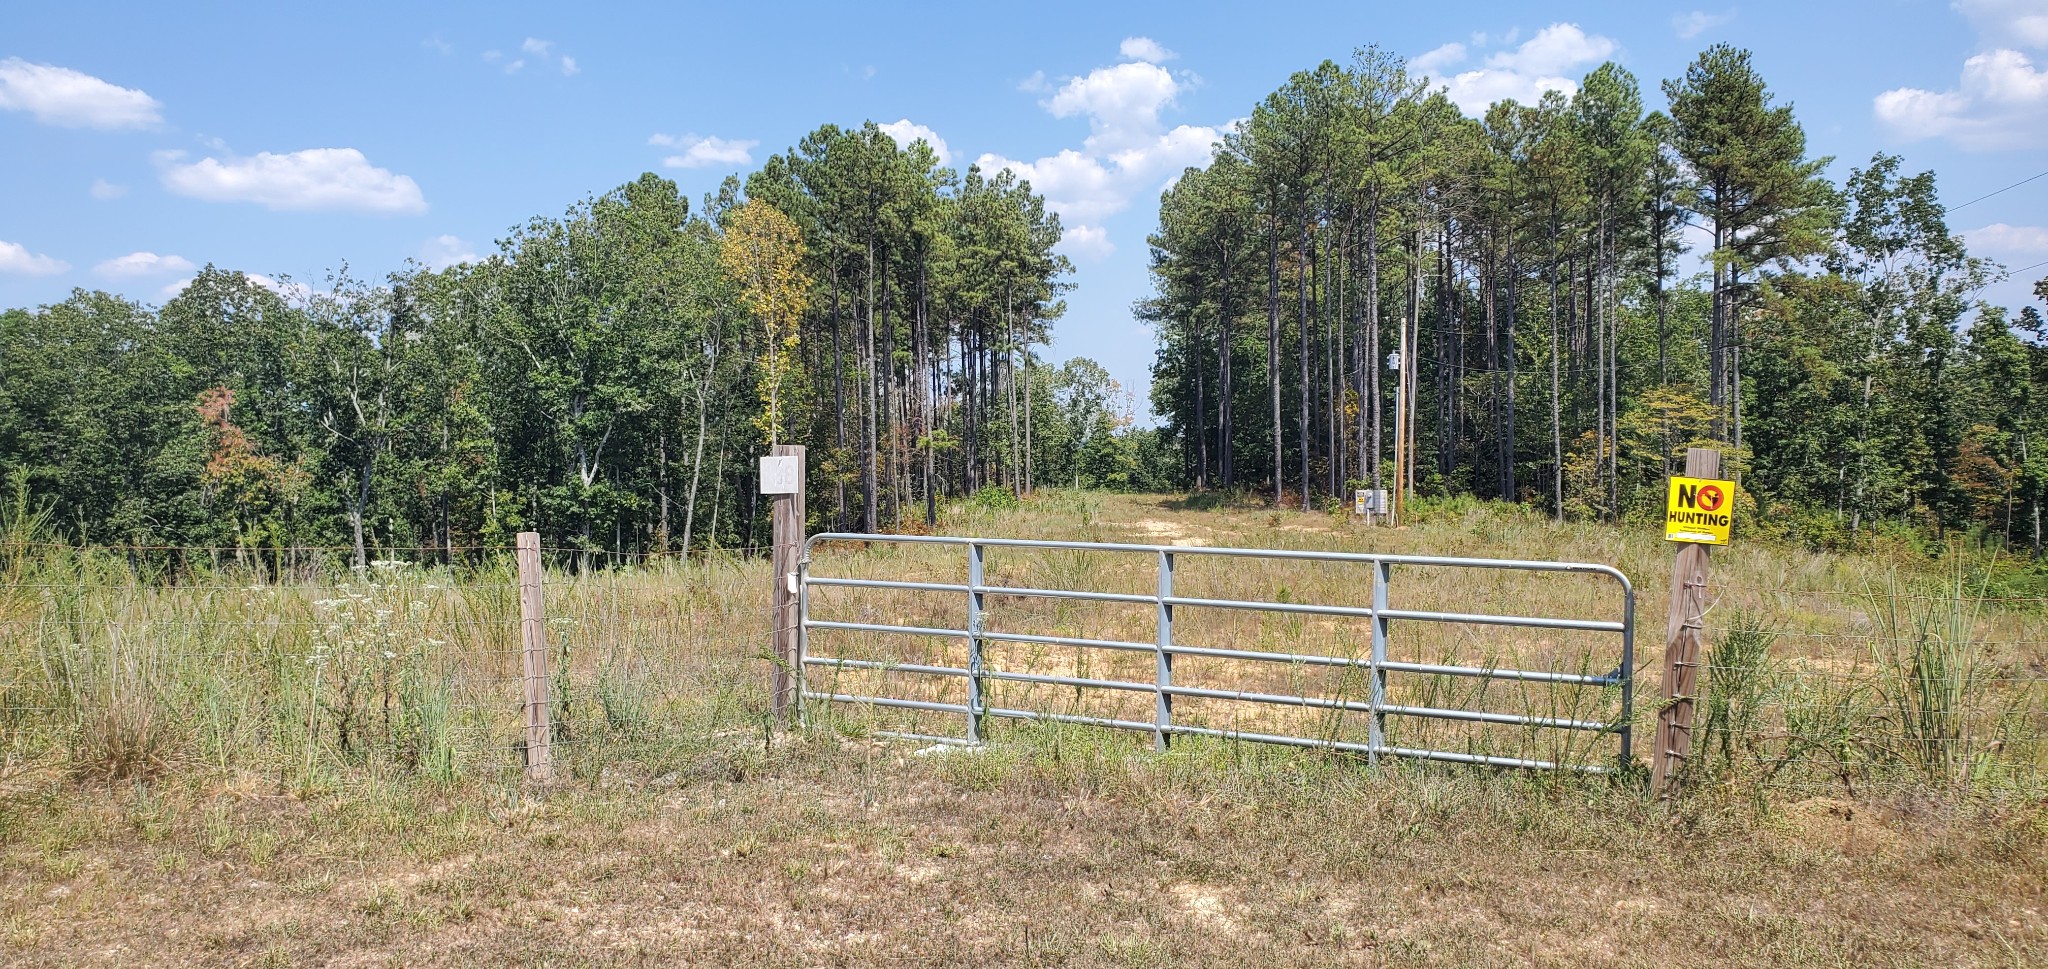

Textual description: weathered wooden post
[515,531,552,784]
[1653,447,1729,797]
[764,445,806,726]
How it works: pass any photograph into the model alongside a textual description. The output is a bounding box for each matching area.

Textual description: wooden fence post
[767,445,807,726]
[1653,447,1719,797]
[515,531,552,785]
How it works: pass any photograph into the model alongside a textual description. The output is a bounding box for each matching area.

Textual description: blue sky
[5,1,2047,415]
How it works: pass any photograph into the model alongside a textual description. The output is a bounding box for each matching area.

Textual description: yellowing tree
[718,200,812,445]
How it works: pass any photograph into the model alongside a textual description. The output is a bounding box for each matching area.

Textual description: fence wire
[2,539,2044,801]
[0,542,775,786]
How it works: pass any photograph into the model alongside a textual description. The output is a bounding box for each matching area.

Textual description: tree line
[1143,43,2048,552]
[0,122,1172,564]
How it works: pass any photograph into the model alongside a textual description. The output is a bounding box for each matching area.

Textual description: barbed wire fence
[2,534,2044,801]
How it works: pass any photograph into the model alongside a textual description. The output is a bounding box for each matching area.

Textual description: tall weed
[1869,566,1992,786]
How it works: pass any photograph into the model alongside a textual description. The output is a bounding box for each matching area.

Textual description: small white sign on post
[1354,489,1388,515]
[759,455,802,495]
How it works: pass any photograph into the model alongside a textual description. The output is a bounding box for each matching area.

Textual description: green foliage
[0,123,1106,553]
[1697,611,1780,780]
[1868,566,2003,786]
[1139,40,2045,557]
[968,485,1019,511]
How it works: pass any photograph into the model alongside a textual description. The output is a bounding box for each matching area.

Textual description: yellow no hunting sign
[1665,476,1735,546]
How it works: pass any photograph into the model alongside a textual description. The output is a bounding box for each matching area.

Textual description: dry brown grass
[803,492,2047,781]
[2,490,2046,966]
[1,737,2043,967]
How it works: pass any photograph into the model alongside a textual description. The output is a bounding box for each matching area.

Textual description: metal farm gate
[796,534,1636,772]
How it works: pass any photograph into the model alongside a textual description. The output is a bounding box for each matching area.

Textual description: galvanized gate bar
[809,616,1626,682]
[981,630,1154,653]
[796,532,1636,773]
[805,656,1616,732]
[806,619,962,639]
[983,585,1159,605]
[966,543,986,745]
[1370,560,1391,763]
[809,576,973,594]
[1155,551,1175,751]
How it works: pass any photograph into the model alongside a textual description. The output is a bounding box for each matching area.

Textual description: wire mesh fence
[0,540,774,788]
[1,535,2043,802]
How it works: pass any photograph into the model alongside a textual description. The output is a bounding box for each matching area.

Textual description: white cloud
[419,234,480,270]
[1018,70,1049,93]
[488,40,577,77]
[1416,23,1618,115]
[1044,61,1184,154]
[979,42,1224,253]
[423,37,453,55]
[1673,10,1735,39]
[1119,37,1177,64]
[1964,222,2048,254]
[651,133,758,169]
[94,251,195,277]
[89,178,126,200]
[159,277,193,301]
[157,147,428,214]
[0,241,68,276]
[877,119,951,165]
[1107,124,1224,184]
[1060,223,1115,260]
[0,58,162,130]
[1873,2,2048,149]
[1411,42,1467,76]
[1876,47,2048,149]
[1464,27,1522,50]
[978,149,1119,223]
[979,124,1219,228]
[1486,23,1616,74]
[1956,0,2048,48]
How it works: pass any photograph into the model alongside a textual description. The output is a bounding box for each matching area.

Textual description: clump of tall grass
[1696,610,1779,780]
[60,632,179,782]
[14,545,186,782]
[1685,569,2043,799]
[1867,564,2031,790]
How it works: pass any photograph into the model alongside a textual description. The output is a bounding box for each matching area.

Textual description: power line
[1947,168,2048,213]
[2007,257,2048,278]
